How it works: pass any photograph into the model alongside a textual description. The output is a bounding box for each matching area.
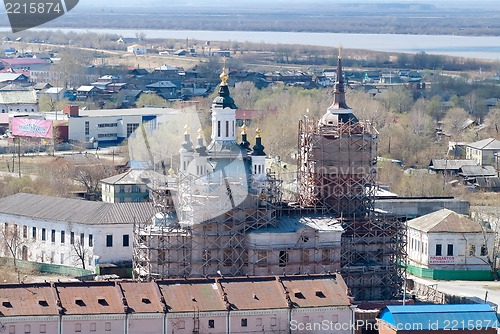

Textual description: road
[410,275,500,308]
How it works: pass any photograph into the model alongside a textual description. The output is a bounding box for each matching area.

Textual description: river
[22,28,500,60]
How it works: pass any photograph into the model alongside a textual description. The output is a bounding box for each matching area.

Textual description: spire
[239,124,251,151]
[195,127,208,156]
[251,128,266,156]
[212,60,237,109]
[180,124,194,152]
[329,45,349,110]
[220,57,228,86]
[168,154,175,176]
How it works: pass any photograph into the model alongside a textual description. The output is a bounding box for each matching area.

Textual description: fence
[0,257,92,277]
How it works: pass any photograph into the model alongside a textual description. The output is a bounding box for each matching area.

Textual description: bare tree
[72,239,88,270]
[0,223,31,282]
[471,210,500,280]
[70,157,116,198]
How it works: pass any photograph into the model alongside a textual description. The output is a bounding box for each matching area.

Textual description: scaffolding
[340,213,407,300]
[133,166,283,280]
[297,117,378,217]
[297,116,406,301]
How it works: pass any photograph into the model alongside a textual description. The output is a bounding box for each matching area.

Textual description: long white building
[0,193,157,273]
[67,106,182,145]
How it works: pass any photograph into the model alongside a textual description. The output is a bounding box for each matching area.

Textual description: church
[133,64,345,279]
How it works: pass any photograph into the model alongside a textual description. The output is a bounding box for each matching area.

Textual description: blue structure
[378,304,498,331]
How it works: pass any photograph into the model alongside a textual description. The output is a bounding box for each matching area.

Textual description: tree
[441,107,470,139]
[70,156,116,197]
[38,95,71,113]
[379,87,414,114]
[484,107,500,138]
[135,93,168,108]
[52,49,93,88]
[72,239,88,270]
[0,223,31,282]
[471,210,500,280]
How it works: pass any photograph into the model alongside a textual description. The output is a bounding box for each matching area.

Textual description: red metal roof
[0,283,59,316]
[120,281,164,313]
[55,281,125,315]
[158,278,227,313]
[218,276,288,310]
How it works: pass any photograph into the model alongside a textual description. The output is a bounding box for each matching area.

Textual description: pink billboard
[11,118,53,139]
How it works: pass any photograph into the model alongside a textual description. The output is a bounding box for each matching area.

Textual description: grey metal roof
[0,193,158,225]
[249,215,343,234]
[429,159,476,171]
[407,208,486,233]
[146,81,178,89]
[77,107,179,118]
[476,176,500,189]
[0,73,27,83]
[0,90,36,104]
[100,170,146,185]
[459,165,496,177]
[467,137,500,150]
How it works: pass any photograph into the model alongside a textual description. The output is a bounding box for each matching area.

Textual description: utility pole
[17,137,21,178]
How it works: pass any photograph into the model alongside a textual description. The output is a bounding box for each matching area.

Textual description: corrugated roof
[146,81,177,88]
[459,165,497,177]
[100,170,146,185]
[468,138,500,150]
[77,85,99,92]
[407,208,486,233]
[0,90,36,104]
[0,73,27,83]
[0,193,157,225]
[476,177,500,189]
[44,87,64,94]
[429,159,476,170]
[378,304,498,330]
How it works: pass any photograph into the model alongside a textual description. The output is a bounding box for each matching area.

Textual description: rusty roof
[0,275,351,316]
[55,281,125,315]
[282,274,351,308]
[0,283,59,316]
[218,276,288,310]
[119,281,164,314]
[157,278,227,313]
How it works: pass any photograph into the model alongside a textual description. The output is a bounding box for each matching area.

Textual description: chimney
[63,105,79,117]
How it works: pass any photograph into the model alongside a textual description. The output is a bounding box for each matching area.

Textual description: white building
[0,193,157,273]
[101,170,150,203]
[0,89,38,113]
[466,137,500,166]
[127,44,147,55]
[67,107,181,145]
[406,208,495,280]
